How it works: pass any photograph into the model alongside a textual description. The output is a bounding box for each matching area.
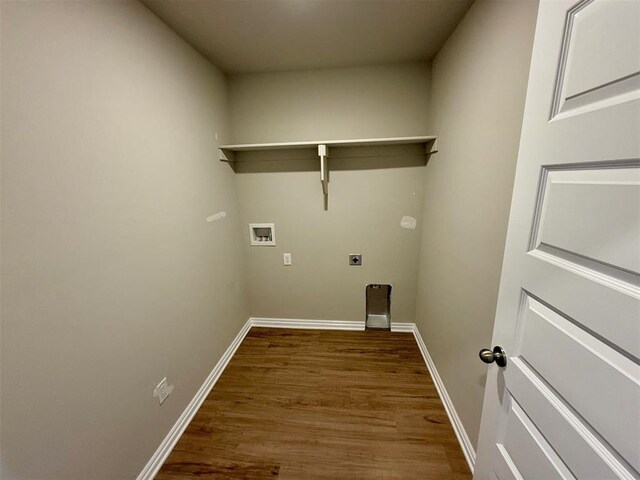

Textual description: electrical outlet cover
[349,254,362,266]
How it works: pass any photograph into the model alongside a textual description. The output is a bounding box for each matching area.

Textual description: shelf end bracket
[219,148,235,163]
[426,138,438,155]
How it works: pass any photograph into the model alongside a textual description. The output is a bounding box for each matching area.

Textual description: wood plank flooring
[156,328,471,479]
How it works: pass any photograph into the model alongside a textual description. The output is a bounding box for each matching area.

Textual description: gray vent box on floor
[365,284,392,330]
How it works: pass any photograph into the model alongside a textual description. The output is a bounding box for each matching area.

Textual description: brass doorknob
[479,346,507,367]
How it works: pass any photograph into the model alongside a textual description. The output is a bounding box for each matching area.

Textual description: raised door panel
[506,357,633,479]
[495,396,574,480]
[553,0,640,117]
[515,296,640,473]
[533,166,640,274]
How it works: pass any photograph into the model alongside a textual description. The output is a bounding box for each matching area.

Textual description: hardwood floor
[157,328,471,479]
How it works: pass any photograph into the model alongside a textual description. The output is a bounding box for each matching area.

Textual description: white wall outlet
[154,377,173,405]
[283,253,292,266]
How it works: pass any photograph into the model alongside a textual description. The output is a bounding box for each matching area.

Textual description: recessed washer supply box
[249,223,276,246]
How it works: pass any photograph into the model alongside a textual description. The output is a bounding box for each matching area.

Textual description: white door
[474,0,640,479]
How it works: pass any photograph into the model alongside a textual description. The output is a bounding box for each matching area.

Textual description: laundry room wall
[0,1,248,477]
[414,0,539,453]
[229,63,432,323]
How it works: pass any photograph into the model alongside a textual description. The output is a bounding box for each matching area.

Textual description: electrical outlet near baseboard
[154,377,173,405]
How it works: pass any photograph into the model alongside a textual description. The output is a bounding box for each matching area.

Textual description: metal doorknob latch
[479,346,507,367]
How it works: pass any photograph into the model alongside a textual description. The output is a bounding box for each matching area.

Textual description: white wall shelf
[219,135,437,161]
[219,135,438,210]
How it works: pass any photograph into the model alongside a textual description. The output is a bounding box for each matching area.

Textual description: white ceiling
[142,0,473,74]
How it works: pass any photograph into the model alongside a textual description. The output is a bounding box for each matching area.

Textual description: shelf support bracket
[318,144,329,210]
[426,138,438,155]
[318,144,329,195]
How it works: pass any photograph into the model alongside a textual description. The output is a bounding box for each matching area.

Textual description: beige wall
[0,1,247,478]
[414,0,538,451]
[0,0,3,465]
[229,64,431,322]
[229,63,432,143]
[0,0,3,466]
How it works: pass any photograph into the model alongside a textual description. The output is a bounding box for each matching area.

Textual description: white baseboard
[250,317,365,330]
[250,317,415,333]
[138,317,474,477]
[411,324,476,473]
[389,322,416,332]
[137,318,252,480]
